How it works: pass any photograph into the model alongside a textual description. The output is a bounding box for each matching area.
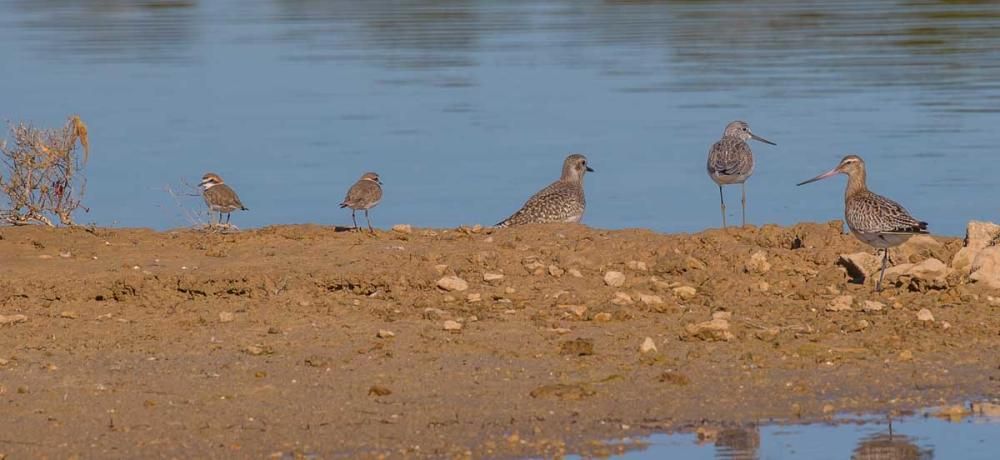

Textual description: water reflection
[853,430,933,460]
[715,426,760,460]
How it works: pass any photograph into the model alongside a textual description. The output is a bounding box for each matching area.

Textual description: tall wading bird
[340,172,383,233]
[707,120,776,227]
[199,172,248,226]
[797,155,928,292]
[496,154,593,227]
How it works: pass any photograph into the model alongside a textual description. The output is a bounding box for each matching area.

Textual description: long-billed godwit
[797,155,929,291]
[496,154,593,227]
[707,120,776,227]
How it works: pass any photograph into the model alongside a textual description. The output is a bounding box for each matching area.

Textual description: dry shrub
[0,115,90,226]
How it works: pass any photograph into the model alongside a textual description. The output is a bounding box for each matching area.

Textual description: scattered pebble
[568,268,583,278]
[822,404,835,415]
[547,265,564,277]
[611,292,633,306]
[443,320,463,331]
[626,260,648,272]
[711,311,732,321]
[862,300,885,312]
[560,304,588,318]
[437,276,469,292]
[483,272,505,282]
[0,314,28,326]
[672,286,697,301]
[899,350,914,361]
[59,311,78,319]
[560,338,594,356]
[433,264,449,275]
[637,293,664,306]
[59,251,72,258]
[593,312,612,322]
[684,318,733,341]
[826,295,854,312]
[639,337,657,354]
[745,251,771,274]
[377,329,395,339]
[603,271,626,287]
[218,311,235,323]
[368,385,392,397]
[504,287,516,294]
[916,308,934,322]
[391,224,412,234]
[466,293,482,303]
[243,344,273,356]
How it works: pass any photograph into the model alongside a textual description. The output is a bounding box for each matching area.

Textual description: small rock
[568,268,583,278]
[745,251,771,274]
[218,311,235,323]
[837,252,882,282]
[593,312,612,322]
[603,271,626,287]
[560,338,594,356]
[659,371,690,385]
[862,300,885,312]
[611,292,633,306]
[685,257,707,271]
[684,318,734,341]
[916,308,934,322]
[0,314,28,326]
[753,281,770,292]
[368,385,392,397]
[391,224,412,234]
[970,246,1000,289]
[560,304,588,318]
[548,265,564,277]
[504,287,516,294]
[972,402,1000,417]
[711,311,732,321]
[826,295,854,312]
[899,349,914,361]
[466,293,482,303]
[243,344,273,356]
[933,404,970,422]
[639,337,657,354]
[636,293,664,306]
[59,311,78,319]
[822,404,835,415]
[443,320,463,331]
[941,321,952,330]
[437,276,469,292]
[847,319,870,332]
[483,272,505,282]
[423,307,447,320]
[433,264,449,275]
[885,258,951,290]
[59,251,72,258]
[377,329,395,338]
[626,260,649,272]
[672,286,697,300]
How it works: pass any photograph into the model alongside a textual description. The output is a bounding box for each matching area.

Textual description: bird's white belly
[564,213,583,223]
[710,172,750,185]
[852,230,913,249]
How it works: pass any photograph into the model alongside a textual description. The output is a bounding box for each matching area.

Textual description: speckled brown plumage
[340,172,383,232]
[199,172,248,225]
[706,120,775,227]
[496,154,593,228]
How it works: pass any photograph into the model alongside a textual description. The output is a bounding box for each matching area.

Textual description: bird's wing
[707,138,753,177]
[848,191,928,234]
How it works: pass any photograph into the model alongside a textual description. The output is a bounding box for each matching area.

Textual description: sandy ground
[0,222,997,458]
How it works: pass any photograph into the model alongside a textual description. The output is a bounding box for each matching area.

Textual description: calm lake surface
[614,408,999,460]
[2,0,1000,235]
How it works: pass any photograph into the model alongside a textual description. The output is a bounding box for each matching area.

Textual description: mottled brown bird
[496,154,593,227]
[340,172,383,232]
[707,120,776,227]
[798,155,928,291]
[199,172,248,226]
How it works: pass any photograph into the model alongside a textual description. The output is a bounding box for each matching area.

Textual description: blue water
[615,410,1000,459]
[1,1,1000,234]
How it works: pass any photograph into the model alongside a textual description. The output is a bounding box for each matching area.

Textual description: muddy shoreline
[1,223,997,458]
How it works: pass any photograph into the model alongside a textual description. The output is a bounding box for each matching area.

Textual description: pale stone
[970,246,1000,289]
[466,293,482,303]
[611,292,634,306]
[483,272,505,282]
[862,300,885,312]
[640,337,658,354]
[568,268,583,278]
[636,293,664,305]
[745,251,771,274]
[218,311,235,323]
[826,295,853,312]
[916,308,934,322]
[603,271,626,287]
[377,329,395,338]
[443,320,463,331]
[437,276,469,292]
[593,312,612,322]
[672,286,697,300]
[837,252,881,282]
[548,265,564,277]
[627,260,649,272]
[684,318,734,342]
[391,224,413,234]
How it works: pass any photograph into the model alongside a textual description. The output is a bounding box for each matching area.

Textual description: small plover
[496,154,593,227]
[199,172,248,226]
[707,120,775,227]
[340,172,383,232]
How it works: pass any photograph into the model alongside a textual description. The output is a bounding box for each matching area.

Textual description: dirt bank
[1,222,997,458]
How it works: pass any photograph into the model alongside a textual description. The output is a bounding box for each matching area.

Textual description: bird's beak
[750,132,776,146]
[796,167,840,186]
[586,166,595,172]
[198,179,210,187]
[377,179,383,185]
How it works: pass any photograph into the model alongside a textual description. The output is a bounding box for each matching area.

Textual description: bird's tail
[241,206,249,211]
[494,219,509,228]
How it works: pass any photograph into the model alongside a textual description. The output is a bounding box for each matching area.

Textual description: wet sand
[0,223,997,458]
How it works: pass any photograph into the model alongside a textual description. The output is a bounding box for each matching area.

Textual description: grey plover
[340,172,383,233]
[707,120,776,227]
[797,154,929,292]
[496,154,593,227]
[199,172,248,226]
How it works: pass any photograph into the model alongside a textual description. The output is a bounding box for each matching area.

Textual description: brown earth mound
[0,222,997,458]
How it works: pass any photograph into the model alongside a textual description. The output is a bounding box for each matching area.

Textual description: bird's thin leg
[741,182,747,227]
[876,248,888,292]
[365,209,374,233]
[718,185,727,228]
[218,212,223,227]
[225,213,231,225]
[351,210,358,231]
